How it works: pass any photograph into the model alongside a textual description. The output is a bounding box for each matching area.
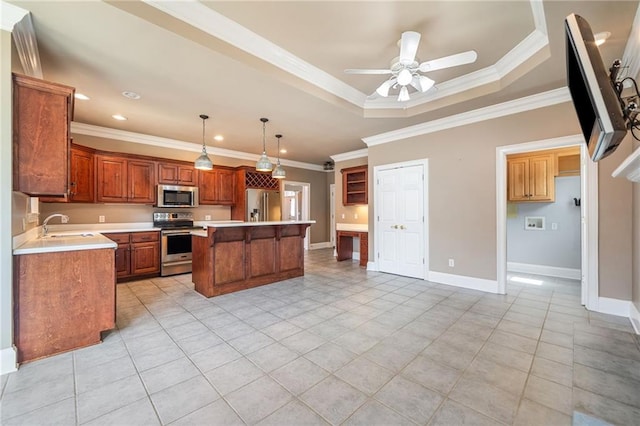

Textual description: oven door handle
[162,260,192,266]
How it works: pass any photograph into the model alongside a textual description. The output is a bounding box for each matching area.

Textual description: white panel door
[377,164,425,278]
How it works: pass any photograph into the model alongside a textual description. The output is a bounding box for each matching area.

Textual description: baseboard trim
[630,302,640,335]
[0,346,18,376]
[309,242,333,250]
[596,297,631,318]
[366,261,378,271]
[507,262,581,280]
[428,271,499,294]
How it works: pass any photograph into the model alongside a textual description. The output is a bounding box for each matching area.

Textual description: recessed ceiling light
[594,31,611,46]
[74,93,90,100]
[214,135,224,141]
[112,114,127,121]
[122,91,141,100]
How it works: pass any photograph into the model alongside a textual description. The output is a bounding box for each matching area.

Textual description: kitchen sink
[42,232,95,239]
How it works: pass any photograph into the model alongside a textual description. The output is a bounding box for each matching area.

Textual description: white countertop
[192,220,316,237]
[336,223,368,232]
[12,223,159,255]
[14,232,117,255]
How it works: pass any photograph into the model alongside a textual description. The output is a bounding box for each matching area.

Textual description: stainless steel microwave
[156,184,199,208]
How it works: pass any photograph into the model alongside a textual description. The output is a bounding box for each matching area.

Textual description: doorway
[283,181,311,250]
[496,135,598,310]
[373,159,428,279]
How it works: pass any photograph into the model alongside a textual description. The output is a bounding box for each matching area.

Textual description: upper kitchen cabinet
[341,165,368,205]
[69,145,95,202]
[199,167,236,205]
[12,73,75,197]
[507,152,555,202]
[157,161,198,186]
[96,154,155,204]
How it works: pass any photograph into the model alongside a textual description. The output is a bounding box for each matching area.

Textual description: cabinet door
[528,154,554,201]
[131,242,160,275]
[69,147,95,202]
[199,170,217,204]
[12,74,74,196]
[215,169,235,205]
[157,163,179,184]
[96,155,128,202]
[178,165,197,186]
[114,244,131,278]
[128,160,155,204]
[507,157,529,201]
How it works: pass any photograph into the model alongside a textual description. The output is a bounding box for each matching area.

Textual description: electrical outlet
[61,215,69,223]
[205,215,211,221]
[22,218,26,231]
[99,215,105,223]
[551,222,558,230]
[341,214,345,219]
[448,258,455,267]
[354,213,358,219]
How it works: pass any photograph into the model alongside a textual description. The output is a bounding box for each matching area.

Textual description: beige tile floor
[1,248,639,425]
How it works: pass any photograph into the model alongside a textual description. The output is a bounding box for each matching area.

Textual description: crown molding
[330,148,368,162]
[70,122,324,172]
[363,87,571,147]
[144,0,366,108]
[11,12,43,79]
[145,0,547,116]
[0,1,28,31]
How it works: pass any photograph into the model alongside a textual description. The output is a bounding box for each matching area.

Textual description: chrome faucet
[42,214,69,237]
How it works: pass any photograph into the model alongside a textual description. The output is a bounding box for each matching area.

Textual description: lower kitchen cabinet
[13,248,115,363]
[106,231,160,281]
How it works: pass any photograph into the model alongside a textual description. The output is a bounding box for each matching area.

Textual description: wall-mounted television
[565,13,627,162]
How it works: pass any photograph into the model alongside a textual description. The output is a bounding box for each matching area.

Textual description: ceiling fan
[345,31,478,101]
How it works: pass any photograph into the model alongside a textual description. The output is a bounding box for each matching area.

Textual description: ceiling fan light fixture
[416,75,435,92]
[376,79,394,97]
[398,86,410,102]
[256,118,273,172]
[194,114,213,170]
[397,68,413,86]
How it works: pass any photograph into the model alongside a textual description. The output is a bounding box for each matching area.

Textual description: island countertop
[191,220,315,237]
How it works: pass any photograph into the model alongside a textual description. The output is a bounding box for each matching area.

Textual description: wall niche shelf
[612,147,640,182]
[341,165,368,206]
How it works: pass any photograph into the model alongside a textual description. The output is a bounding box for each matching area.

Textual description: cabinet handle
[399,225,406,230]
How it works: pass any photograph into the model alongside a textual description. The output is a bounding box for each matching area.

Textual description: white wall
[507,176,581,269]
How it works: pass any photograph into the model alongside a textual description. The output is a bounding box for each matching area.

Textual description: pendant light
[272,134,286,179]
[255,117,273,172]
[194,114,213,170]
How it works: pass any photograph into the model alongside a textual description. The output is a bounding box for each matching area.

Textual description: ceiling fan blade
[344,69,392,75]
[399,31,421,65]
[418,50,478,72]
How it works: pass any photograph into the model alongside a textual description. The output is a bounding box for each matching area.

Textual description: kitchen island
[191,221,314,297]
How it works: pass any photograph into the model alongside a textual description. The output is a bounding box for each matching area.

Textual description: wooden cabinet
[556,147,581,176]
[158,162,198,186]
[96,155,155,203]
[12,73,75,197]
[13,248,115,362]
[200,167,236,205]
[507,153,554,202]
[69,145,95,202]
[105,231,160,281]
[341,165,368,205]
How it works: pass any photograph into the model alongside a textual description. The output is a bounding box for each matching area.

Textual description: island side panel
[13,248,115,363]
[192,223,311,298]
[192,232,215,297]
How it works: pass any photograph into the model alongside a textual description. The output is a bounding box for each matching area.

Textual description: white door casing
[496,134,597,309]
[330,183,335,247]
[374,160,428,279]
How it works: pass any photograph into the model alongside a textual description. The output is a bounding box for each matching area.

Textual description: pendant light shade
[256,117,273,172]
[272,134,286,179]
[194,114,213,170]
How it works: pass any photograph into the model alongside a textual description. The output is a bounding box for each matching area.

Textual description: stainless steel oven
[154,212,197,276]
[161,229,193,276]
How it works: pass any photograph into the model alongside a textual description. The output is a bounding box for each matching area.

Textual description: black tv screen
[565,13,627,161]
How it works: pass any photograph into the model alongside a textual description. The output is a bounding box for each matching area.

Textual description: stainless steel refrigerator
[246,189,281,221]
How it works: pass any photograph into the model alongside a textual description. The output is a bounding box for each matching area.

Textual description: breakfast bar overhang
[191,221,314,298]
